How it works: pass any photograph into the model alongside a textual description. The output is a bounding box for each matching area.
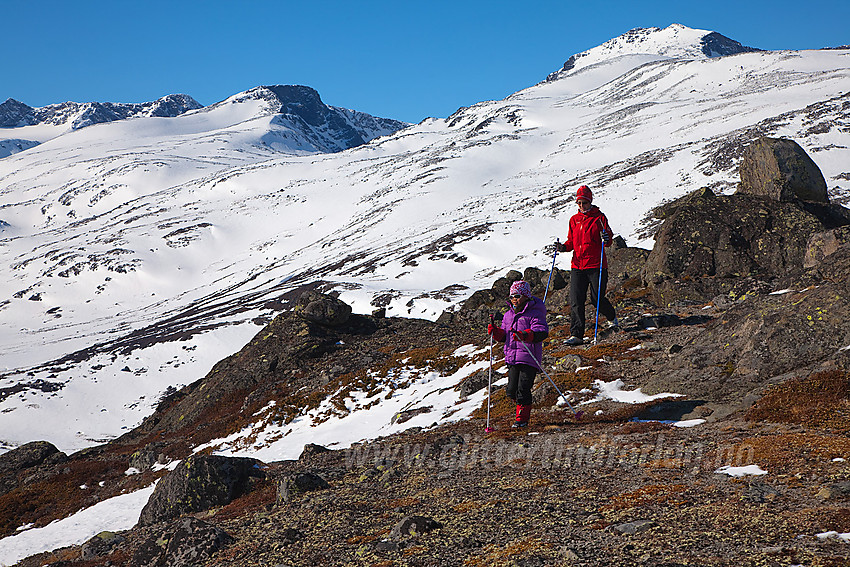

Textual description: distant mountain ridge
[0,86,409,158]
[0,93,202,129]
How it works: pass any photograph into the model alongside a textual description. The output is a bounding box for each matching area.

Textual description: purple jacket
[501,296,548,370]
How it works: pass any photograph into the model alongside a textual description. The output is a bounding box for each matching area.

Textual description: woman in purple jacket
[487,280,549,428]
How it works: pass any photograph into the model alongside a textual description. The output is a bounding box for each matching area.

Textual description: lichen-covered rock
[0,440,67,495]
[80,531,125,560]
[642,190,825,286]
[737,137,828,203]
[138,455,264,526]
[129,517,233,567]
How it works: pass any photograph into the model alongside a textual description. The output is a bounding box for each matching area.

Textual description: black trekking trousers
[569,267,617,338]
[506,363,537,406]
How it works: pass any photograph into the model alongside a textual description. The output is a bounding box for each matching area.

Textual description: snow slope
[1,24,849,455]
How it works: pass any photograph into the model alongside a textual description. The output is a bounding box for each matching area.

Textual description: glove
[512,329,535,343]
[545,241,567,255]
[488,324,506,342]
[601,229,613,244]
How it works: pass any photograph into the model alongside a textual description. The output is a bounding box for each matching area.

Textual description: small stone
[375,540,400,552]
[390,515,442,539]
[613,520,656,535]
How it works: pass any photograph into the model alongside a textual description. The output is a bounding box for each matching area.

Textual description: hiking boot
[565,336,584,346]
[512,421,528,428]
[608,318,620,331]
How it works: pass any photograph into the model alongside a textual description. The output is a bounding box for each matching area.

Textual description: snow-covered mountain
[0,94,203,157]
[0,24,848,454]
[546,23,761,80]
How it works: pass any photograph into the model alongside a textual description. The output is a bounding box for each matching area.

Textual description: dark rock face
[738,137,829,203]
[129,442,167,472]
[129,517,233,567]
[137,455,263,526]
[699,32,762,57]
[0,98,34,127]
[226,85,407,152]
[642,244,850,405]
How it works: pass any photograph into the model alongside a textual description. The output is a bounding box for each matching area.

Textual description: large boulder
[737,137,828,203]
[295,291,352,327]
[0,440,68,495]
[642,188,827,286]
[138,455,264,526]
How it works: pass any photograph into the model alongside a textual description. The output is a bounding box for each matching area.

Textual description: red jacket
[563,206,611,270]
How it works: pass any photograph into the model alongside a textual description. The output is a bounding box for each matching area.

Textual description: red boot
[513,404,532,428]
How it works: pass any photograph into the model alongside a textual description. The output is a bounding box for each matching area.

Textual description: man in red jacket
[556,185,618,345]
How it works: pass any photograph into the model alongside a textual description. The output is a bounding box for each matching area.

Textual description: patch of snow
[816,531,850,542]
[587,378,683,405]
[672,419,706,428]
[769,288,796,295]
[715,464,768,477]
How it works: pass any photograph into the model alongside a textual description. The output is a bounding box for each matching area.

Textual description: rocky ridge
[0,94,202,130]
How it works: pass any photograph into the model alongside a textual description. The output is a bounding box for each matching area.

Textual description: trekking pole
[485,314,495,432]
[543,239,559,304]
[593,224,607,345]
[517,340,583,420]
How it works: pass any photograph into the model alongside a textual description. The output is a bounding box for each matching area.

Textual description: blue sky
[2,0,848,123]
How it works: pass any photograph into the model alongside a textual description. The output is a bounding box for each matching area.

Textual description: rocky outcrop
[737,137,828,203]
[138,455,264,526]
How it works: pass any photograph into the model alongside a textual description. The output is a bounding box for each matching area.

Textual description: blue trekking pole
[543,239,559,304]
[592,224,607,345]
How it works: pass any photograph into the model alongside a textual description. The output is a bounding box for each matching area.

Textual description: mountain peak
[207,84,408,153]
[547,23,761,81]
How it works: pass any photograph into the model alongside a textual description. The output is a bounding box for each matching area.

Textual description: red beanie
[577,185,592,202]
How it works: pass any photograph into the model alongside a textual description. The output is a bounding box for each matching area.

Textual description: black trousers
[506,364,537,406]
[569,268,616,338]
